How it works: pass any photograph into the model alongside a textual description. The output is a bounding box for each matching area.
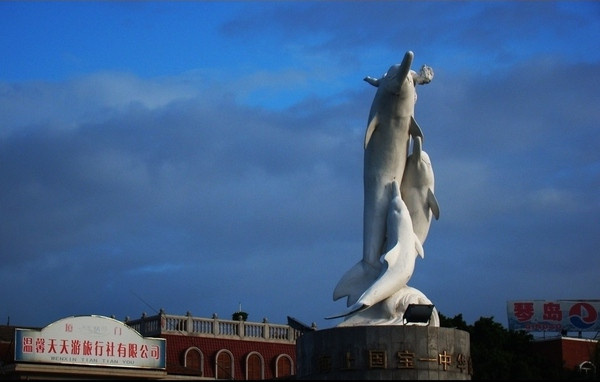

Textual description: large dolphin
[327,180,424,320]
[400,135,439,245]
[333,51,430,306]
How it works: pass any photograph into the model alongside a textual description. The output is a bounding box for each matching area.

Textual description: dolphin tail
[333,259,381,306]
[325,302,370,320]
[427,188,440,220]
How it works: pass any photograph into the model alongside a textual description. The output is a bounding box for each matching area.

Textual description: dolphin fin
[364,114,379,149]
[427,188,440,220]
[364,76,380,87]
[411,135,423,160]
[333,259,381,306]
[409,116,424,141]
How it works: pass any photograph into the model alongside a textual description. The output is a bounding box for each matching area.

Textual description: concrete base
[296,325,471,380]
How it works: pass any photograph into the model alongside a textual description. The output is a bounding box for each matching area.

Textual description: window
[216,349,234,380]
[246,352,264,380]
[579,361,596,376]
[275,354,294,378]
[183,347,203,376]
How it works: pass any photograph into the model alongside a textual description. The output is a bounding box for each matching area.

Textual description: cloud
[1,1,599,331]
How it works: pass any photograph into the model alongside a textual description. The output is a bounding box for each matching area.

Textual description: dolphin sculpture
[400,135,439,245]
[333,51,431,306]
[336,285,440,327]
[327,180,424,320]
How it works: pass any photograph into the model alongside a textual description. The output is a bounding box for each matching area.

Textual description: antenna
[130,290,160,314]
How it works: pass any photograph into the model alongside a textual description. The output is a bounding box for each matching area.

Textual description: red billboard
[507,300,600,333]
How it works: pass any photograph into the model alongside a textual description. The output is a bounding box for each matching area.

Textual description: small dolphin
[400,136,439,245]
[327,180,423,320]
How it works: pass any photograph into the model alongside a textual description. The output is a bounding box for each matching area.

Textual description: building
[0,315,168,380]
[0,311,309,380]
[507,299,599,378]
[126,310,307,379]
[530,335,598,377]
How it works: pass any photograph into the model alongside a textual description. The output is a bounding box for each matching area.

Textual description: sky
[1,1,599,333]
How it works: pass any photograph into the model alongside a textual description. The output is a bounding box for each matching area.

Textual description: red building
[126,310,306,379]
[0,311,309,380]
[530,335,598,377]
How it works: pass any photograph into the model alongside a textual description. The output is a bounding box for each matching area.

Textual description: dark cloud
[0,1,598,330]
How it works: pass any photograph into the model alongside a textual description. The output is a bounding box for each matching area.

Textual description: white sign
[15,315,166,369]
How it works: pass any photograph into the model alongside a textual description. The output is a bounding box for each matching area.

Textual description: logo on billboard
[568,302,598,330]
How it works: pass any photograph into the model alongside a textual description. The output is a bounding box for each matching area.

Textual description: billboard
[507,300,600,333]
[15,315,166,369]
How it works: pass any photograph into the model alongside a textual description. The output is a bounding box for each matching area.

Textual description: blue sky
[1,1,599,331]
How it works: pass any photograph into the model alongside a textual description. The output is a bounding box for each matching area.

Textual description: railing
[125,310,303,343]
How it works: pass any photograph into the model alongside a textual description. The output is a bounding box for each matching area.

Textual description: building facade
[530,335,598,377]
[0,311,305,380]
[127,310,303,379]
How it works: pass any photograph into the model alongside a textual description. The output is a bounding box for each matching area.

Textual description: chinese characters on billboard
[507,300,600,333]
[14,315,166,369]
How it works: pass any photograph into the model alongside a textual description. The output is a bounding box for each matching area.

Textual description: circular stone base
[296,325,471,380]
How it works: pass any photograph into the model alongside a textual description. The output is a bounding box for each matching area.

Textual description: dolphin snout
[396,51,414,90]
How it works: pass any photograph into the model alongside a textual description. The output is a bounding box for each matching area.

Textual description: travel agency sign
[15,315,166,369]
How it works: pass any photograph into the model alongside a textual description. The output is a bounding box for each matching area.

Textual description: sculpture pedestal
[296,325,471,380]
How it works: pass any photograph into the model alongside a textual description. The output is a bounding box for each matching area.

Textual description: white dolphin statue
[401,135,439,245]
[333,52,433,306]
